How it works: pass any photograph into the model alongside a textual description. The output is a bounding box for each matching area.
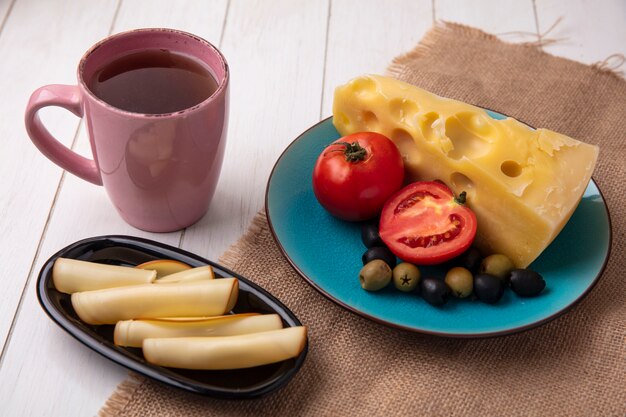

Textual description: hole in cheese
[445,114,493,160]
[389,98,419,123]
[501,160,523,177]
[455,111,494,136]
[350,77,377,97]
[450,172,475,196]
[391,128,421,174]
[361,111,379,130]
[418,112,441,142]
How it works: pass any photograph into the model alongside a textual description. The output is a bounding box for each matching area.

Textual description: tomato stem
[334,141,367,162]
[455,191,467,205]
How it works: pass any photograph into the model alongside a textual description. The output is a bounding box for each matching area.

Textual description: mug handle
[25,84,102,185]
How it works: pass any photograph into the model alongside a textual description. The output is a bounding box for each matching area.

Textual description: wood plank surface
[115,0,228,36]
[435,0,537,39]
[321,0,433,117]
[536,0,626,65]
[0,0,14,29]
[0,0,118,356]
[0,2,227,416]
[181,0,330,260]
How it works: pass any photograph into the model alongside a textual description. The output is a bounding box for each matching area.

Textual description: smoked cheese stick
[136,259,190,277]
[143,326,307,370]
[155,266,215,283]
[71,278,238,325]
[114,313,283,347]
[53,258,156,294]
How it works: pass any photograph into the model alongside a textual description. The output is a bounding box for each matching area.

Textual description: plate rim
[265,116,613,338]
[36,235,308,398]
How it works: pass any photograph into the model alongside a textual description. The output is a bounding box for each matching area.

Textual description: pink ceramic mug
[25,29,229,232]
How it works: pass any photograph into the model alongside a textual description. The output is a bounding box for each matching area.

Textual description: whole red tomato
[379,181,477,265]
[312,132,404,221]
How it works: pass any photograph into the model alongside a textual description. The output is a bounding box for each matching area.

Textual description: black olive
[473,273,505,304]
[362,246,397,268]
[457,247,482,274]
[509,269,546,297]
[420,277,450,306]
[361,220,384,248]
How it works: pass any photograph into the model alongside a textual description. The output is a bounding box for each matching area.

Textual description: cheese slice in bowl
[114,314,283,347]
[71,279,238,325]
[143,327,307,370]
[333,75,598,267]
[53,258,156,293]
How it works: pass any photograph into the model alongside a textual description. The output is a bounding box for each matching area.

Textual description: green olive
[359,260,392,291]
[444,267,473,298]
[392,262,420,292]
[479,254,515,280]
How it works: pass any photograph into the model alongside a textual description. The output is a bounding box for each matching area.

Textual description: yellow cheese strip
[142,326,307,370]
[71,278,238,325]
[53,258,156,294]
[138,314,258,322]
[136,259,191,277]
[114,313,283,347]
[154,266,215,283]
[333,75,599,267]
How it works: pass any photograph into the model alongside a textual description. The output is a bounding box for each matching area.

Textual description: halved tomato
[379,182,477,265]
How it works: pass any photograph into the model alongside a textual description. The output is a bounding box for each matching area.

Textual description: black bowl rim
[36,235,308,398]
[264,115,613,339]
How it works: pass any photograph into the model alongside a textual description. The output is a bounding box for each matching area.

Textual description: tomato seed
[397,214,464,248]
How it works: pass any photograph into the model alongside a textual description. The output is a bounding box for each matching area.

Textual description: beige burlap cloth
[100,23,626,417]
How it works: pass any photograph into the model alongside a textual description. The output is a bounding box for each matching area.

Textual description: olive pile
[358,222,546,306]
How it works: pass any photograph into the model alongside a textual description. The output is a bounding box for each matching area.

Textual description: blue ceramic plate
[265,114,612,337]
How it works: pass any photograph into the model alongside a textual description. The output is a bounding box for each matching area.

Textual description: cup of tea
[25,28,229,232]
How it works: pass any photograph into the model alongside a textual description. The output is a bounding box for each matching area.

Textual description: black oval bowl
[36,235,307,399]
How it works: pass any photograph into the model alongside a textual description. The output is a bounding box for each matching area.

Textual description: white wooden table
[0,1,623,415]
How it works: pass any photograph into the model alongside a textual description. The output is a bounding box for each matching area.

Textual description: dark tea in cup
[88,49,218,114]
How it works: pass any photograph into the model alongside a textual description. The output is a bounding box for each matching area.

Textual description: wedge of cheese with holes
[333,75,598,267]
